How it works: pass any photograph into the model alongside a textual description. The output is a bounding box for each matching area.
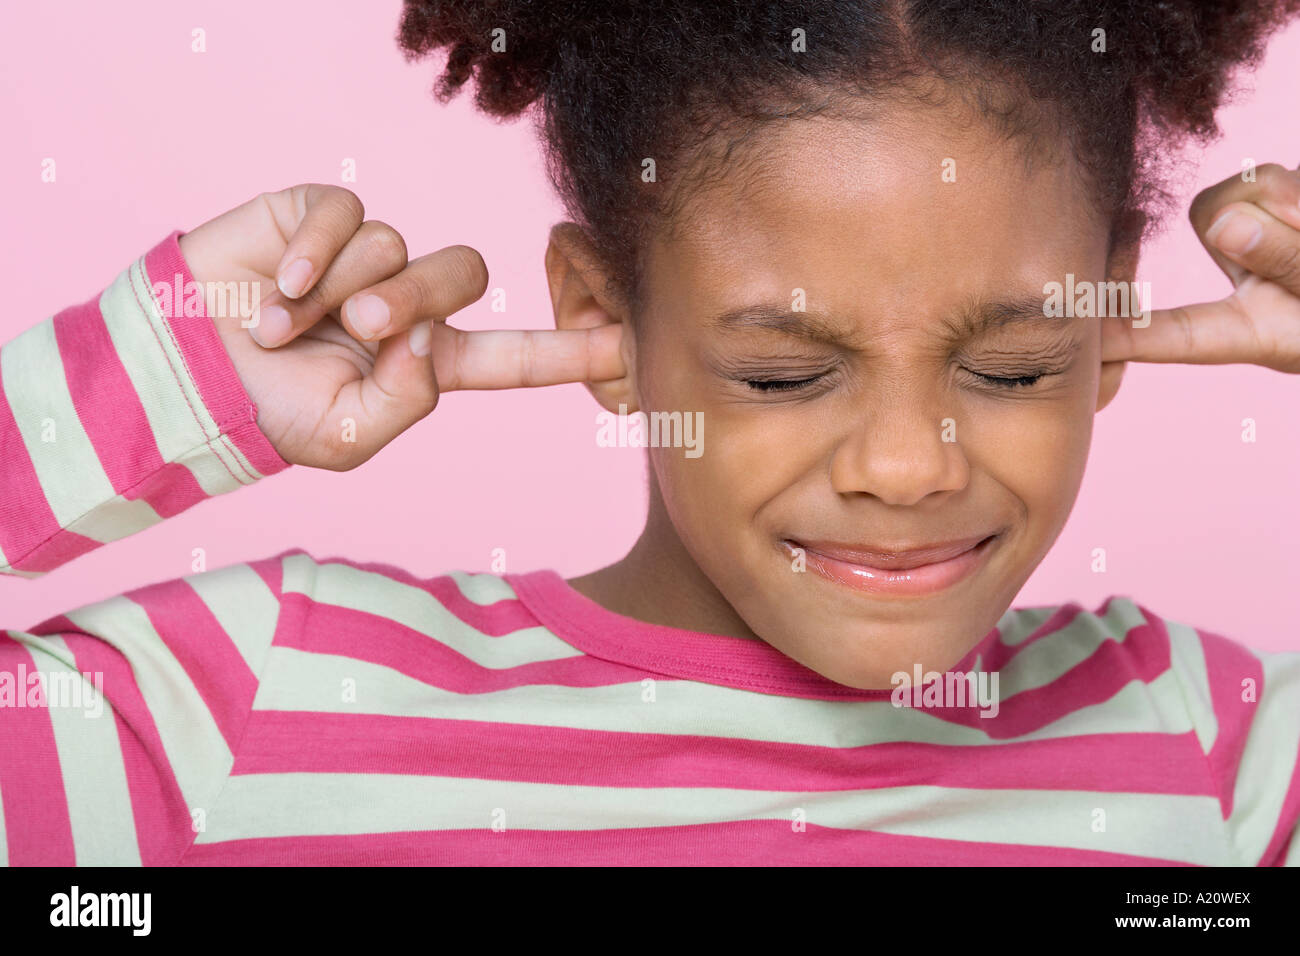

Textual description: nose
[829,392,971,506]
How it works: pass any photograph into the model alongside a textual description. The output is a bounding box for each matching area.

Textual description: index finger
[266,184,367,299]
[430,324,625,390]
[1099,297,1257,365]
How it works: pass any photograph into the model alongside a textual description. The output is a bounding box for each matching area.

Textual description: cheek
[648,410,808,541]
[967,385,1095,528]
[637,332,813,534]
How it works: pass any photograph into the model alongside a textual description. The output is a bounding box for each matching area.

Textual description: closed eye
[745,375,825,392]
[973,372,1046,389]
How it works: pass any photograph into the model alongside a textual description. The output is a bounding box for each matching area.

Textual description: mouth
[782,533,1000,597]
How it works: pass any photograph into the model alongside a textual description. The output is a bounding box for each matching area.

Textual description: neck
[565,469,760,639]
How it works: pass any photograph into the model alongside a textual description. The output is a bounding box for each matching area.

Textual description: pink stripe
[939,606,1175,739]
[0,360,64,569]
[0,641,76,865]
[272,552,538,635]
[8,529,104,574]
[126,579,258,752]
[1200,628,1265,820]
[426,575,545,635]
[179,822,1196,866]
[509,569,903,700]
[247,551,285,601]
[32,615,196,865]
[233,710,1217,796]
[124,461,211,519]
[278,596,654,691]
[974,604,1087,674]
[52,296,163,495]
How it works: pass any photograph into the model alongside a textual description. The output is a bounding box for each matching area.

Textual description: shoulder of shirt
[993,593,1300,675]
[268,548,514,604]
[994,594,1300,748]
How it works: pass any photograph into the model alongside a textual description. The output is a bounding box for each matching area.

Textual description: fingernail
[409,321,432,357]
[1206,210,1263,255]
[347,295,390,338]
[251,304,292,347]
[277,258,314,298]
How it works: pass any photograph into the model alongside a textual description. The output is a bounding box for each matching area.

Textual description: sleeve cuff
[143,230,291,479]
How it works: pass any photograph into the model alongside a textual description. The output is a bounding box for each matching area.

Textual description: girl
[3,0,1300,865]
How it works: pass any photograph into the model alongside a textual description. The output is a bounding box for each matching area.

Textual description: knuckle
[443,245,490,300]
[325,185,365,223]
[1267,241,1300,280]
[299,276,331,311]
[358,220,409,270]
[1255,162,1288,186]
[414,388,440,417]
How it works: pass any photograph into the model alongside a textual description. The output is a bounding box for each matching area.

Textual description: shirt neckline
[504,569,1000,700]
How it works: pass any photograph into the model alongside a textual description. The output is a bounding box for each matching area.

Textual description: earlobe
[544,223,640,412]
[1096,360,1126,412]
[1096,237,1140,413]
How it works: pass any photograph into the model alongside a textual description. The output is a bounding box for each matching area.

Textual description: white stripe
[62,494,162,545]
[253,644,1198,747]
[99,262,247,497]
[170,436,256,496]
[993,598,1149,699]
[994,605,1059,646]
[0,317,117,527]
[1166,618,1217,753]
[217,432,267,483]
[31,635,142,864]
[64,594,233,813]
[186,563,281,674]
[449,570,517,605]
[280,555,582,668]
[1227,650,1300,864]
[198,771,1234,863]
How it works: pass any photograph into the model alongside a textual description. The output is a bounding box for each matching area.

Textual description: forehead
[643,101,1109,323]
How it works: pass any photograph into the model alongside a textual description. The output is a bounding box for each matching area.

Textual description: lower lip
[787,536,997,597]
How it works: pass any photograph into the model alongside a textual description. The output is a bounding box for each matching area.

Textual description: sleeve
[0,229,290,577]
[1240,648,1300,866]
[1174,624,1300,866]
[0,233,294,865]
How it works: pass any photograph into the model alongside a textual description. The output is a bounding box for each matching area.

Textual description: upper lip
[790,534,995,571]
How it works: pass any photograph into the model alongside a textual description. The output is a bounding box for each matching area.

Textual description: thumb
[346,324,442,453]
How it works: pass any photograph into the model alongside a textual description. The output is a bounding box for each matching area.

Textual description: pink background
[2,2,1298,652]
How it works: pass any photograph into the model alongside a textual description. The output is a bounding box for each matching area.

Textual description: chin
[754,608,994,691]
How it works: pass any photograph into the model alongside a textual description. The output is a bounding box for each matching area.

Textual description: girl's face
[621,100,1123,689]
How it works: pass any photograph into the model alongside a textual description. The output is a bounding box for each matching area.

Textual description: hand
[1101,163,1300,374]
[178,184,624,469]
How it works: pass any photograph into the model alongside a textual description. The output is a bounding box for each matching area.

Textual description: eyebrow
[942,293,1070,338]
[708,305,855,346]
[709,293,1068,346]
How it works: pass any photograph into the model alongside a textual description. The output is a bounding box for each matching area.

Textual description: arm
[1,184,620,864]
[0,231,289,577]
[1166,623,1300,866]
[1,232,292,864]
[1100,165,1300,865]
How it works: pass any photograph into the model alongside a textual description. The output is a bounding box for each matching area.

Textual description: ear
[544,223,639,413]
[1096,236,1141,413]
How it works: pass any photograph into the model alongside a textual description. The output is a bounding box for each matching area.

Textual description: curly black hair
[397,0,1300,308]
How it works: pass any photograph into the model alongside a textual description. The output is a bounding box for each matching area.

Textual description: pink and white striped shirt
[2,232,1299,866]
